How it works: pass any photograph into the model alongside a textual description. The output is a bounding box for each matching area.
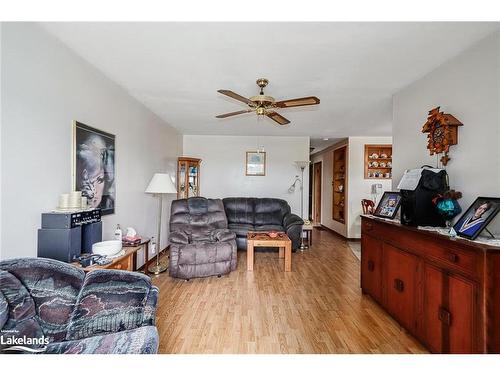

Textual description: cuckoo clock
[422,107,463,166]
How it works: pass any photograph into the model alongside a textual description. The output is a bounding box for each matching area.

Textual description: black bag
[400,167,449,227]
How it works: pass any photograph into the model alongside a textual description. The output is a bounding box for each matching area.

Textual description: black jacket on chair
[222,197,304,250]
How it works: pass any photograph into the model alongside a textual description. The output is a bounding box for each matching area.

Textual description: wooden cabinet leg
[132,251,137,271]
[285,242,292,272]
[247,242,254,271]
[279,246,284,259]
[144,243,149,274]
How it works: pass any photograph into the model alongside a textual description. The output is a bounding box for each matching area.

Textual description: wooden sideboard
[361,215,500,353]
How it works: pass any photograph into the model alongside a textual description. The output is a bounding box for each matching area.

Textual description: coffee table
[246,232,292,272]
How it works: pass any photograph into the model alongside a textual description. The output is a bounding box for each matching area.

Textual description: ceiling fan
[216,78,320,125]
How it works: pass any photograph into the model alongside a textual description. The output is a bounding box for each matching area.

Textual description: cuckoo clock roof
[422,107,463,132]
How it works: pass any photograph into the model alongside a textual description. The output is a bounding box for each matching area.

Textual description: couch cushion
[228,223,255,237]
[170,198,228,234]
[66,270,154,341]
[46,326,158,354]
[0,270,46,351]
[0,258,84,342]
[177,242,233,265]
[0,291,7,330]
[254,225,285,232]
[223,197,256,225]
[254,198,291,226]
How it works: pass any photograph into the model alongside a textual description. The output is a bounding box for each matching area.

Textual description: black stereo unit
[41,209,101,229]
[37,209,102,262]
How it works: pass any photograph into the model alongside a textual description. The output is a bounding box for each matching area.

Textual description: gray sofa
[169,197,237,280]
[0,258,158,354]
[222,198,304,250]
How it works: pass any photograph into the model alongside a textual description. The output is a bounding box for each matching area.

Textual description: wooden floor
[152,229,427,354]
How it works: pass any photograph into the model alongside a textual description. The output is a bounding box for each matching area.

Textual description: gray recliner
[168,197,237,280]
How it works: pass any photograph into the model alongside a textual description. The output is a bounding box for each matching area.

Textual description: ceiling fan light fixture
[256,107,266,116]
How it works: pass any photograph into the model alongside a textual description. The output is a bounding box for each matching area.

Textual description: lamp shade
[145,173,177,194]
[295,161,310,169]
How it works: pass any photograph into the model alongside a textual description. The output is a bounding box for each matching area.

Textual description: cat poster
[73,121,115,215]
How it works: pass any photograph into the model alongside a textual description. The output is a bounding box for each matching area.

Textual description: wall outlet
[371,183,383,195]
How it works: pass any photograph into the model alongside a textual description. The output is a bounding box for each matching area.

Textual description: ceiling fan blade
[267,111,290,125]
[275,96,320,108]
[215,109,253,119]
[217,90,254,106]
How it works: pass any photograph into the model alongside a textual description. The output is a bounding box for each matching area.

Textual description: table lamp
[145,173,177,274]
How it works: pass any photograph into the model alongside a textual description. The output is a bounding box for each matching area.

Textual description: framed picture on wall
[246,151,266,176]
[72,121,116,215]
[373,191,402,219]
[453,197,500,240]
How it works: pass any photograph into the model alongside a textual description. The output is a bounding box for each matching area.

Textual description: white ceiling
[41,22,498,140]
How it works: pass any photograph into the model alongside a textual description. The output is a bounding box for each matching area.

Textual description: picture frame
[72,121,116,215]
[246,151,266,176]
[453,197,500,240]
[373,191,402,219]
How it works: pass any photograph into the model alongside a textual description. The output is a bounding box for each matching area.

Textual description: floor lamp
[295,161,310,251]
[145,173,177,275]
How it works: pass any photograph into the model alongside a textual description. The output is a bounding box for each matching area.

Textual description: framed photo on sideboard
[453,197,500,240]
[373,191,402,220]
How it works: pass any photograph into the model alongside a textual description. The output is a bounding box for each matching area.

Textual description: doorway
[313,161,322,224]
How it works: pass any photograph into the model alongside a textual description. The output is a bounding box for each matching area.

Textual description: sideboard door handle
[447,253,459,263]
[367,260,375,272]
[394,278,405,292]
[365,223,373,231]
[438,307,452,326]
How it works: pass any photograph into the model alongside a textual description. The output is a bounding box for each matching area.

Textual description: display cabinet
[364,144,392,179]
[177,157,201,199]
[332,146,347,223]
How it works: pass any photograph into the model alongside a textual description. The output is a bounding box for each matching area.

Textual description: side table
[123,237,151,273]
[302,224,313,249]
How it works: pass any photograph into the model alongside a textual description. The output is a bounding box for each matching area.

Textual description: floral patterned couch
[0,258,159,354]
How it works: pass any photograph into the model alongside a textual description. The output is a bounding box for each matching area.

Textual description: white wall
[311,137,392,238]
[393,30,500,233]
[311,140,348,237]
[1,23,182,261]
[347,137,392,238]
[182,135,310,216]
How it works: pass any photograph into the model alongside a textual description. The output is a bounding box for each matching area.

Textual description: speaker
[82,221,102,253]
[37,227,82,262]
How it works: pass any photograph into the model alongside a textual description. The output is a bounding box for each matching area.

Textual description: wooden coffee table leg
[279,246,284,259]
[247,241,254,271]
[284,241,292,272]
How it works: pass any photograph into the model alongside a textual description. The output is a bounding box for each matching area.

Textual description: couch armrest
[169,231,190,244]
[65,270,158,341]
[283,213,304,230]
[143,286,159,326]
[211,229,236,243]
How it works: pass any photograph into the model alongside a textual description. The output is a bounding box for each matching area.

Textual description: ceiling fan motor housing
[249,95,275,107]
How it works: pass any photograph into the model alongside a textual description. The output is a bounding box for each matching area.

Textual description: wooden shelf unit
[177,157,201,199]
[364,144,393,179]
[332,146,347,223]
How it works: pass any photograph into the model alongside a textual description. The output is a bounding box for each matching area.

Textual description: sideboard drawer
[361,217,478,278]
[107,255,132,271]
[422,242,477,277]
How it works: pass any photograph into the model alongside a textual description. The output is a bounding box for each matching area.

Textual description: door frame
[313,161,322,224]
